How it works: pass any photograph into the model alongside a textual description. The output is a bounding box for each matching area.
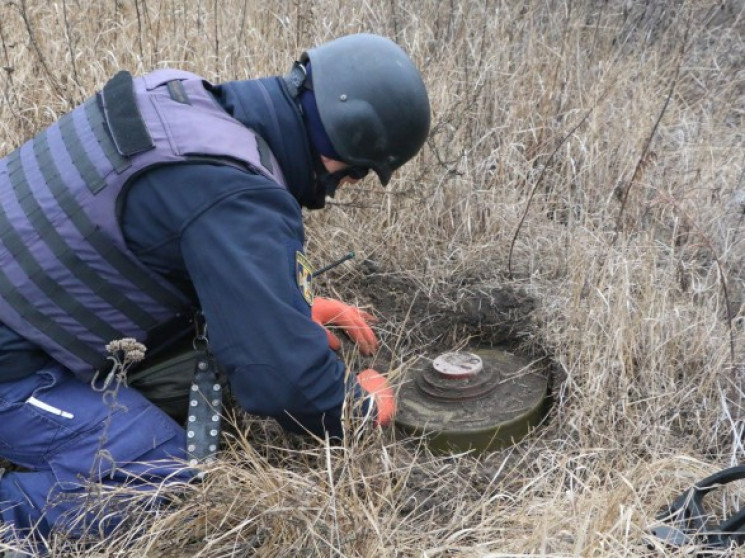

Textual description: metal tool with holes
[186,350,222,467]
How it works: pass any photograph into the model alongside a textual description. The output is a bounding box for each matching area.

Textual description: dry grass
[2,0,745,555]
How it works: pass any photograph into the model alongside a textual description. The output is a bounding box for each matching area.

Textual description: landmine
[395,349,550,453]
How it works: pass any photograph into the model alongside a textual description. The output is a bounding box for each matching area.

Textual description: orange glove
[311,297,379,355]
[357,369,396,427]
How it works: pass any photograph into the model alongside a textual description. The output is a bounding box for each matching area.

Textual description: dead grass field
[1,0,745,556]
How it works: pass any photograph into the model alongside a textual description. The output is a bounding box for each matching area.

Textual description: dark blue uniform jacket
[0,75,360,438]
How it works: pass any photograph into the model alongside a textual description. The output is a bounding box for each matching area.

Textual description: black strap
[101,71,154,156]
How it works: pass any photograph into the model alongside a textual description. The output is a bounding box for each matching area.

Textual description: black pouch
[127,337,228,425]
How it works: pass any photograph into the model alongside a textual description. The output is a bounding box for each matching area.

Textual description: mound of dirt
[358,264,536,352]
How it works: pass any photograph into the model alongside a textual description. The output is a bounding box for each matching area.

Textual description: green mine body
[394,348,550,454]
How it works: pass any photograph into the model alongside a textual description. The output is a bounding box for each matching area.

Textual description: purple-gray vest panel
[0,69,287,378]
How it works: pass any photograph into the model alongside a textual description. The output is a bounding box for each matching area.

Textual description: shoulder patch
[295,251,314,306]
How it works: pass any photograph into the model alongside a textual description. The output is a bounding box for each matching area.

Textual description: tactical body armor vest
[0,69,287,378]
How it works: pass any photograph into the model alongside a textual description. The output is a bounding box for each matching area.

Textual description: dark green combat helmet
[300,33,430,185]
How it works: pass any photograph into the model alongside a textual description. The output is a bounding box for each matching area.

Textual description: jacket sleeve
[176,174,359,437]
[122,163,367,438]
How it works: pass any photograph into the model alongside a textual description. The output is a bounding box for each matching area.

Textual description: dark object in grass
[649,465,745,553]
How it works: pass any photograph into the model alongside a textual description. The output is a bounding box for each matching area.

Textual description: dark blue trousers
[0,364,190,540]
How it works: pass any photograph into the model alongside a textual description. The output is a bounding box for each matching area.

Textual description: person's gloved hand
[311,297,379,355]
[357,369,396,427]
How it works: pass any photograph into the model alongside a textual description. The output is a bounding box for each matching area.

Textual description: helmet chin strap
[308,151,358,209]
[309,168,359,209]
[318,168,355,199]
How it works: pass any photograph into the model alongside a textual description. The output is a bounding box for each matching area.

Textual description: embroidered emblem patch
[296,251,314,306]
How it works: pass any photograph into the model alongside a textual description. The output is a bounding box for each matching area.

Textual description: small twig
[18,0,66,102]
[507,107,594,278]
[233,0,249,76]
[507,2,625,278]
[61,0,81,95]
[613,17,690,238]
[0,17,19,115]
[324,435,342,554]
[213,0,219,80]
[654,192,739,419]
[389,0,400,45]
[133,0,144,61]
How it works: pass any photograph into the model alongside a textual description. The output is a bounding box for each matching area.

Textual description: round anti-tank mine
[394,348,550,454]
